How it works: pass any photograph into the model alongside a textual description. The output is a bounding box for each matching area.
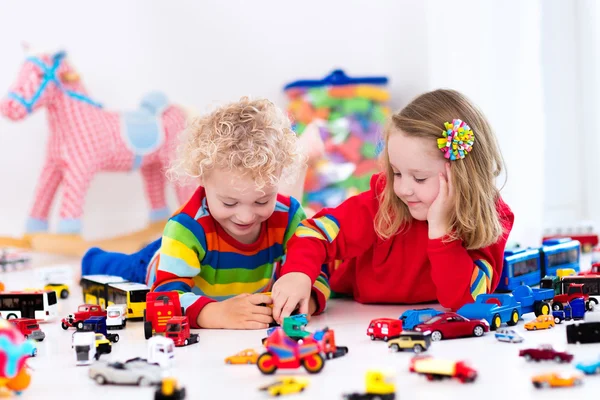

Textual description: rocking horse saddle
[120,92,169,169]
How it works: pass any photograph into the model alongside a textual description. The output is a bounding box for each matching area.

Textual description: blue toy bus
[497,238,581,292]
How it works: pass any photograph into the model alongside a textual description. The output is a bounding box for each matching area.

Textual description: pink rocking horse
[0,50,192,236]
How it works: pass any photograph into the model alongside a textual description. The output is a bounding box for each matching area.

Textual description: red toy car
[257,328,325,375]
[366,318,403,341]
[519,344,573,363]
[9,318,45,341]
[61,304,106,330]
[413,312,489,341]
[579,262,600,276]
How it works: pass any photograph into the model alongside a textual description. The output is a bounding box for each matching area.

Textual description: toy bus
[497,238,581,292]
[81,275,149,319]
[0,290,58,321]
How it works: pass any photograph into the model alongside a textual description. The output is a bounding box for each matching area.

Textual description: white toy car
[495,327,524,343]
[89,357,164,386]
[106,304,127,329]
[148,336,175,368]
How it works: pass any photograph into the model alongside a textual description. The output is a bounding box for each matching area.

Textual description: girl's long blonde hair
[374,89,506,249]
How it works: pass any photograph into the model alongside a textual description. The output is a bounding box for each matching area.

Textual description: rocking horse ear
[60,71,80,83]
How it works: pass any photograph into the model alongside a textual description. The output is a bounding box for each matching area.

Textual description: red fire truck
[144,292,197,346]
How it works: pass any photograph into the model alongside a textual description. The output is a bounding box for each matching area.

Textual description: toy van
[367,318,403,341]
[106,304,127,329]
[399,308,443,330]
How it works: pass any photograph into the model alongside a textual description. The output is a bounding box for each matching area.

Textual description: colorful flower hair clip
[437,119,474,160]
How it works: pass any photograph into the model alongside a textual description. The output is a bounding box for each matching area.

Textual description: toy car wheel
[60,289,69,299]
[574,378,582,386]
[431,331,443,341]
[596,366,600,375]
[554,356,563,363]
[587,301,595,311]
[524,354,532,361]
[113,335,119,343]
[532,382,542,389]
[383,336,389,342]
[6,313,17,320]
[247,360,253,364]
[390,343,400,352]
[554,317,561,324]
[413,344,424,353]
[257,353,277,375]
[226,360,232,364]
[184,339,189,346]
[507,310,519,326]
[370,335,375,341]
[76,321,84,330]
[61,322,69,330]
[553,302,563,311]
[491,314,501,330]
[473,325,485,337]
[144,321,153,340]
[94,375,107,385]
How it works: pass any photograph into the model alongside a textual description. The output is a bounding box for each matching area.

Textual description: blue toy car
[575,357,600,375]
[399,308,443,330]
[457,293,522,330]
[552,297,586,324]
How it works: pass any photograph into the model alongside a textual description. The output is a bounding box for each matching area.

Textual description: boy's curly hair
[168,97,302,191]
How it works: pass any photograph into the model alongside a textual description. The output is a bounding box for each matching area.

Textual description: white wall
[0,0,549,246]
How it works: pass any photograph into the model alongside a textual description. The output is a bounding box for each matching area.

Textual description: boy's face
[203,168,279,244]
[387,129,447,221]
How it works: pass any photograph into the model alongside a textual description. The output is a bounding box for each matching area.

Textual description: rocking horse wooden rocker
[0,49,193,255]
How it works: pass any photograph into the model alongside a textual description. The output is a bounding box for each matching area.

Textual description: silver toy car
[89,357,164,386]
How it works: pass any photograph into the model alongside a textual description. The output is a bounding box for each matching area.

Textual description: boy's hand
[271,272,312,324]
[197,293,273,329]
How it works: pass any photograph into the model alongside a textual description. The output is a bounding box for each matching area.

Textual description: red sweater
[282,174,514,310]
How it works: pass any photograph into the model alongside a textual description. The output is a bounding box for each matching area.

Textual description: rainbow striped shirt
[147,186,330,327]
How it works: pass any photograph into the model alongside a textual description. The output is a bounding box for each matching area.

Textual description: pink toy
[0,50,193,236]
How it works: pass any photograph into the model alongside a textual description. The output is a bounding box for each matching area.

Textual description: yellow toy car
[259,377,309,396]
[532,372,583,389]
[524,315,555,331]
[44,283,70,299]
[225,349,259,365]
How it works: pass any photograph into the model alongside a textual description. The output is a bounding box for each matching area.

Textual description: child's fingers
[251,305,273,316]
[271,296,285,322]
[247,293,272,305]
[249,312,275,325]
[298,297,309,316]
[242,321,269,330]
[279,297,299,323]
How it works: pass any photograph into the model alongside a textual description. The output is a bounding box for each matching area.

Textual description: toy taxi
[225,349,259,365]
[259,376,309,396]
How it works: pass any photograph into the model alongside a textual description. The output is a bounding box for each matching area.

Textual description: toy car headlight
[415,327,422,331]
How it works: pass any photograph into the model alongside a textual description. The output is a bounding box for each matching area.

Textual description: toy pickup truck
[511,285,554,316]
[457,294,521,330]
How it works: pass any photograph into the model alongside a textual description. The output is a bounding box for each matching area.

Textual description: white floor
[3,252,600,400]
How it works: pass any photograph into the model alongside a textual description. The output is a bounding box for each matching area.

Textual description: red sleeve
[281,174,383,283]
[427,198,515,310]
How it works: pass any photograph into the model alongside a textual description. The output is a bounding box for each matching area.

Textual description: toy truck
[553,297,586,323]
[541,275,598,311]
[366,318,403,341]
[312,327,349,359]
[257,328,325,375]
[148,336,175,367]
[580,262,600,276]
[144,292,184,340]
[342,370,396,400]
[164,316,198,347]
[81,316,119,343]
[61,304,107,330]
[106,304,127,329]
[409,356,478,383]
[457,293,521,330]
[262,314,310,345]
[73,331,96,366]
[9,318,45,341]
[511,285,554,316]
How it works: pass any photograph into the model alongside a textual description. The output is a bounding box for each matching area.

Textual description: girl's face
[387,129,448,221]
[203,168,279,244]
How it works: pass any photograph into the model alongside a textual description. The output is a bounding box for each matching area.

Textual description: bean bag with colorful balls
[0,318,36,395]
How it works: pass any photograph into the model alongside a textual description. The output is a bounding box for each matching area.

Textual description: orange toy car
[225,349,259,365]
[532,373,583,389]
[524,315,555,331]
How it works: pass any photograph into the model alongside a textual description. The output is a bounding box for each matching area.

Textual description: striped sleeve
[280,196,331,314]
[152,213,213,328]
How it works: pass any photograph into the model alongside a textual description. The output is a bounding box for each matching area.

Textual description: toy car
[575,357,600,375]
[366,318,402,341]
[494,327,524,343]
[0,248,30,270]
[89,357,163,386]
[106,304,127,329]
[343,370,395,400]
[148,336,175,368]
[456,293,521,330]
[531,373,583,389]
[524,315,555,331]
[155,377,186,400]
[519,344,573,363]
[399,308,442,330]
[43,283,70,299]
[387,332,431,353]
[259,376,309,396]
[225,349,259,364]
[257,328,325,375]
[8,318,45,341]
[567,321,600,343]
[413,312,489,341]
[61,304,106,330]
